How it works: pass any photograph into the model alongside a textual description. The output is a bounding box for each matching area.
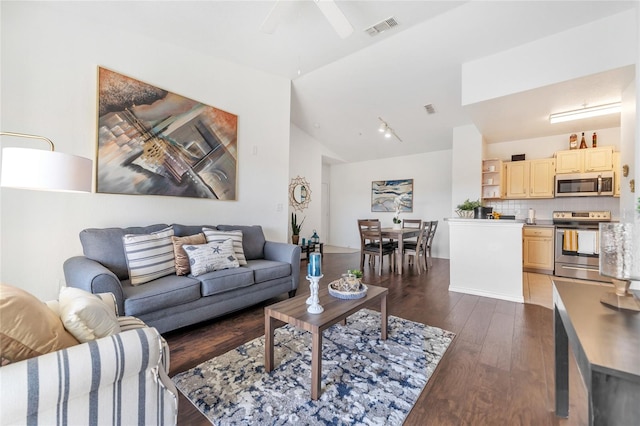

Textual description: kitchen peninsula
[447,218,525,303]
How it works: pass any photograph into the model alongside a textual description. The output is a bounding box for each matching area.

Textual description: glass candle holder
[599,222,640,311]
[309,252,322,277]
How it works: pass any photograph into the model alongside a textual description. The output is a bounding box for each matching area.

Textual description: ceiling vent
[424,104,436,115]
[365,17,398,36]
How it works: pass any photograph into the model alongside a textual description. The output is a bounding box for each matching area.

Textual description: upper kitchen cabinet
[529,159,555,198]
[505,161,529,199]
[482,159,504,200]
[555,146,614,173]
[505,159,555,199]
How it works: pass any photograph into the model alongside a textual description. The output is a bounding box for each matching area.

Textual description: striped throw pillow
[202,228,247,265]
[123,227,176,285]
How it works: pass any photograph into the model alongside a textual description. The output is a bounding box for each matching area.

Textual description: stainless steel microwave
[555,171,614,197]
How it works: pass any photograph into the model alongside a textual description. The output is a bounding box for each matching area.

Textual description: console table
[553,279,640,425]
[301,242,323,262]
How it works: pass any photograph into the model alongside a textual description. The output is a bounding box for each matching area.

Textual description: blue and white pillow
[202,228,247,265]
[183,239,239,276]
[123,227,176,285]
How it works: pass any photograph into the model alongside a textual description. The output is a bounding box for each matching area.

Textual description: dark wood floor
[164,253,588,425]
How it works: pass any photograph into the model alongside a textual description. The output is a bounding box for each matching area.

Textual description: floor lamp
[0,131,93,192]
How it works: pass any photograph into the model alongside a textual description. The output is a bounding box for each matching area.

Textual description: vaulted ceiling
[57,1,637,162]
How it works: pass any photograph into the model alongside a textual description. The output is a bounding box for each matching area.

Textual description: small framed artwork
[371,179,413,212]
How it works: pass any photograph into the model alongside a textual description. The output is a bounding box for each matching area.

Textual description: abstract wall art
[96,67,238,200]
[371,179,413,212]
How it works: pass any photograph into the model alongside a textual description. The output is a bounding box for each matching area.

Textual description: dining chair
[402,219,422,244]
[422,220,438,270]
[357,219,396,275]
[403,220,427,274]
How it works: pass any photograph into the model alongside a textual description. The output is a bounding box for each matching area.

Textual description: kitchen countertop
[523,220,555,227]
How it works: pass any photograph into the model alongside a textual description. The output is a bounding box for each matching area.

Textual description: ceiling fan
[260,0,354,39]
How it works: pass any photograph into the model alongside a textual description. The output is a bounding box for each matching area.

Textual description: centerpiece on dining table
[329,269,368,299]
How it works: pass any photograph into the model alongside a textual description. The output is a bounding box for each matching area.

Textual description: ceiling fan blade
[259,1,295,34]
[314,0,354,39]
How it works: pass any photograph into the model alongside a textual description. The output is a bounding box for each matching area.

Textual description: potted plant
[392,197,402,229]
[456,198,481,218]
[291,213,305,244]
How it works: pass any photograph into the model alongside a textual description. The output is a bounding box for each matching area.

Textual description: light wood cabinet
[523,226,554,274]
[505,159,555,199]
[529,159,555,198]
[613,151,621,197]
[505,161,529,198]
[481,159,504,200]
[555,150,583,173]
[555,146,614,173]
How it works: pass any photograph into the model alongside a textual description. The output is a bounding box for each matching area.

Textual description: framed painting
[96,67,237,200]
[371,179,413,212]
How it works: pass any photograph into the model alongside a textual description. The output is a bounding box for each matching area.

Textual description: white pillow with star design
[182,238,239,276]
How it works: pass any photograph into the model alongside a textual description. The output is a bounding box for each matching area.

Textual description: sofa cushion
[183,240,239,276]
[0,284,79,363]
[171,233,207,275]
[216,225,266,260]
[122,275,201,317]
[246,259,292,283]
[197,267,255,297]
[58,286,121,343]
[80,224,169,280]
[123,227,176,285]
[202,228,247,265]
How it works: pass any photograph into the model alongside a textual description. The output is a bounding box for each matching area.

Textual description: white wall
[462,10,637,105]
[451,125,483,213]
[0,2,292,300]
[329,150,452,259]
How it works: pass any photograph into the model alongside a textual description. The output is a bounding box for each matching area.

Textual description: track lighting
[549,102,621,124]
[377,117,402,142]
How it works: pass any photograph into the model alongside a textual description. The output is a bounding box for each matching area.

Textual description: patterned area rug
[172,309,455,425]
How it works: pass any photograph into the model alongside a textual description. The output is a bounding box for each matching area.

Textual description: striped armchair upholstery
[0,326,177,425]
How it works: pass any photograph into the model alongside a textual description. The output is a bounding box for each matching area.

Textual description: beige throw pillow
[0,284,79,363]
[171,233,207,275]
[58,287,121,343]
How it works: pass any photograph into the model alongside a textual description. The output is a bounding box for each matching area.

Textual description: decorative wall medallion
[289,176,311,211]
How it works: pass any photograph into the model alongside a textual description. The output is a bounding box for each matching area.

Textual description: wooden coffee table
[264,284,388,400]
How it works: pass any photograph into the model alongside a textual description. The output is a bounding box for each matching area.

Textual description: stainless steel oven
[553,210,611,282]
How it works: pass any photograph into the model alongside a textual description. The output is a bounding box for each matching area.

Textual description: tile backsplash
[484,197,620,221]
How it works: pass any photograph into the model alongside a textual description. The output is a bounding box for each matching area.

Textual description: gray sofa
[63,224,301,333]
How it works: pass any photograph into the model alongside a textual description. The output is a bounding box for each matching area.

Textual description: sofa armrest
[0,327,177,425]
[264,241,301,290]
[63,256,125,316]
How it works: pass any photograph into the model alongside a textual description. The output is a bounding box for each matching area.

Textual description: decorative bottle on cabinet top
[579,132,587,149]
[569,133,578,149]
[592,132,597,148]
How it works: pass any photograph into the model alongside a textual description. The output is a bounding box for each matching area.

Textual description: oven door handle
[558,265,600,273]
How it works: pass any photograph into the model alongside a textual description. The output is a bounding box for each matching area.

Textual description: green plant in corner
[291,213,305,236]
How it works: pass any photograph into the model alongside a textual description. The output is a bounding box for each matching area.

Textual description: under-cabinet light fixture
[377,117,402,142]
[549,102,621,124]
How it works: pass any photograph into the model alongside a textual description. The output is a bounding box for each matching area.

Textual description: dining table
[380,227,421,275]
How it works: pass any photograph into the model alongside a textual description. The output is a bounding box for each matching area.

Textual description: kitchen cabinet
[523,226,554,274]
[481,159,503,200]
[529,159,555,198]
[505,159,555,199]
[505,161,529,198]
[613,151,621,197]
[555,146,614,173]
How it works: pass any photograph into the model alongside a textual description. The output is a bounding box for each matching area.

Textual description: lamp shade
[1,147,93,192]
